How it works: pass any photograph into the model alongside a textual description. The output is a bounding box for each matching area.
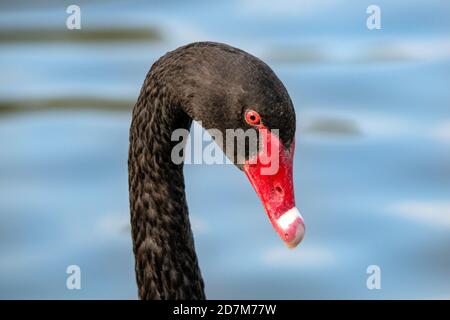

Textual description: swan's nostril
[275,186,283,196]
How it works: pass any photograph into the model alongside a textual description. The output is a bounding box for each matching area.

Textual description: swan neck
[128,79,205,299]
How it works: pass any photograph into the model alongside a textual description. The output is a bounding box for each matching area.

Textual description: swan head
[162,42,304,247]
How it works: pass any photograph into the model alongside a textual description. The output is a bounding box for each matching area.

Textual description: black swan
[128,42,304,299]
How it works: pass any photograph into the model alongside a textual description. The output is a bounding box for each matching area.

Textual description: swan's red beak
[243,128,304,248]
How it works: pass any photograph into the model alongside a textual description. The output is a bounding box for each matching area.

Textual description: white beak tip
[285,222,305,248]
[275,207,305,248]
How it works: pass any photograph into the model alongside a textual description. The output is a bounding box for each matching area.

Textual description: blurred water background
[1,0,449,299]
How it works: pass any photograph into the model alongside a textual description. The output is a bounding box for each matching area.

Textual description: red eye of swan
[245,110,261,126]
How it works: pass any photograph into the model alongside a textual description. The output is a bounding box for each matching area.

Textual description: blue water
[0,0,449,299]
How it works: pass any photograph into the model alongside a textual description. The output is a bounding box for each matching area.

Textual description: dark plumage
[128,42,296,300]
